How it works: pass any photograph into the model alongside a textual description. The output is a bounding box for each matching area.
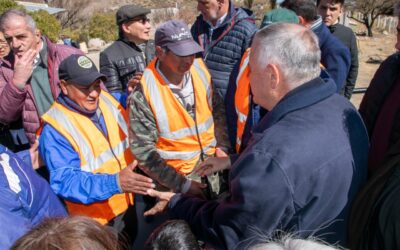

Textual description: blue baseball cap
[155,20,203,56]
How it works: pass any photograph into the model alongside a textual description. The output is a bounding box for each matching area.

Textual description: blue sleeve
[15,149,31,167]
[39,125,122,204]
[168,150,295,249]
[0,145,67,249]
[110,91,127,109]
[0,188,31,249]
[323,47,351,93]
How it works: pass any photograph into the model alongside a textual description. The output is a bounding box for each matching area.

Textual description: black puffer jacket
[191,1,257,99]
[100,38,155,94]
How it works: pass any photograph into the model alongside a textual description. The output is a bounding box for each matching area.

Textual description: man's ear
[298,16,307,26]
[121,23,130,34]
[339,5,344,15]
[60,80,68,95]
[155,46,165,59]
[267,64,280,90]
[35,29,41,47]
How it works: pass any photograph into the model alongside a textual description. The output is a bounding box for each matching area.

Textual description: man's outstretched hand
[193,148,230,176]
[119,160,155,195]
[144,189,175,216]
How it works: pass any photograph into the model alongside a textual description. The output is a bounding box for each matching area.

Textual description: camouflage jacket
[128,82,230,192]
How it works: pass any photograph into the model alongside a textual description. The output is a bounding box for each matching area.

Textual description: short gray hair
[251,23,321,87]
[0,9,37,33]
[251,238,340,250]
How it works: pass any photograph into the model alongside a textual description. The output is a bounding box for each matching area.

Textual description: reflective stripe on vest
[41,91,133,224]
[234,48,251,153]
[141,58,216,174]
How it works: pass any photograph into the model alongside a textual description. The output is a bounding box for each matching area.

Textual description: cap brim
[69,71,107,86]
[167,40,203,57]
[119,9,151,24]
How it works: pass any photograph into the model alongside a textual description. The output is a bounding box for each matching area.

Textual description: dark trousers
[108,205,137,249]
[132,195,169,250]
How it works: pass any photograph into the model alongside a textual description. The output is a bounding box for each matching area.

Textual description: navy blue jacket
[0,145,67,249]
[191,1,257,99]
[168,77,368,249]
[313,20,351,92]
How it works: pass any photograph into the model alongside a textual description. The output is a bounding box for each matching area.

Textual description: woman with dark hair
[144,220,200,250]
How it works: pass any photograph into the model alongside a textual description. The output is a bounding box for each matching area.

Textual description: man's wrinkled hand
[119,160,155,195]
[144,200,168,217]
[127,71,143,94]
[193,156,231,177]
[13,49,37,88]
[144,189,175,216]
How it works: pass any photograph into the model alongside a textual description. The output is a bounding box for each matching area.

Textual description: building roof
[16,1,65,14]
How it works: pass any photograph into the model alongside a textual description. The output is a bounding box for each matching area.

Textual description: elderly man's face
[249,51,272,110]
[122,15,151,44]
[3,16,40,59]
[62,79,102,112]
[317,0,343,26]
[197,0,221,23]
[0,32,10,58]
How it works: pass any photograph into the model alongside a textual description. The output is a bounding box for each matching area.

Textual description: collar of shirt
[206,12,228,29]
[310,15,323,32]
[33,41,44,68]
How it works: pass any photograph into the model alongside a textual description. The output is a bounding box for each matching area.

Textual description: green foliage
[61,28,80,41]
[88,12,117,42]
[0,0,20,14]
[31,10,61,42]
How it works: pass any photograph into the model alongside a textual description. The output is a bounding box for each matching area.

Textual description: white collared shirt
[207,12,228,29]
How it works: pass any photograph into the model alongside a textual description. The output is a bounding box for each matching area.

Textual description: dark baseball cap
[59,54,106,86]
[116,4,151,25]
[155,20,203,57]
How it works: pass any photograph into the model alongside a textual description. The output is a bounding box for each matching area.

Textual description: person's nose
[11,37,21,49]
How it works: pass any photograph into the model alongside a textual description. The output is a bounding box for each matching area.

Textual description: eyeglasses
[128,17,150,24]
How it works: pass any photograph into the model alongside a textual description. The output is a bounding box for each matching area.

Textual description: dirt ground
[350,33,397,108]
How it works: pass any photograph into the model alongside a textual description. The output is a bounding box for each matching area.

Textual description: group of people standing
[0,0,399,249]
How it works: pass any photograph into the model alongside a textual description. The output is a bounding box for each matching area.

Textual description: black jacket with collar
[100,38,155,94]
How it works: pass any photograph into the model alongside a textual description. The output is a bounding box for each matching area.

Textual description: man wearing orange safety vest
[39,54,155,245]
[128,20,222,248]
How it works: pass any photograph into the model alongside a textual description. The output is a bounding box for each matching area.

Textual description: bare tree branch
[50,0,87,29]
[352,0,397,36]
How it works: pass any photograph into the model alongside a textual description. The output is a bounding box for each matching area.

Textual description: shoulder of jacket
[101,40,126,53]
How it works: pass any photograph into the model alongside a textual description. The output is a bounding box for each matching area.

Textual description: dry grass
[350,32,397,108]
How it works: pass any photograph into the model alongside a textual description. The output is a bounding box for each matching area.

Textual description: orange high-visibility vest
[41,91,134,225]
[141,58,216,174]
[234,48,251,153]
